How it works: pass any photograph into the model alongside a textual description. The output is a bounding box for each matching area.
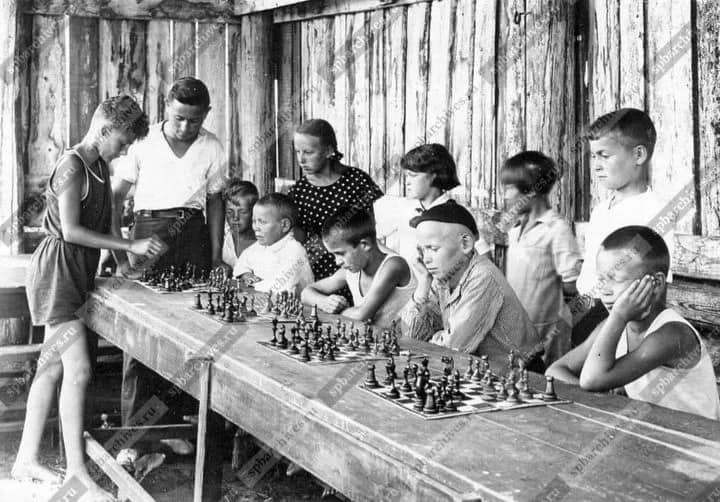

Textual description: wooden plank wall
[588,0,720,238]
[276,0,581,219]
[15,11,276,251]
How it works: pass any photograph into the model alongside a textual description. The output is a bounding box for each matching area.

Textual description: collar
[606,186,652,209]
[513,208,555,229]
[257,231,294,252]
[415,192,451,212]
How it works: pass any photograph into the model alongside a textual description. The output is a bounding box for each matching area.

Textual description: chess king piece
[542,375,558,401]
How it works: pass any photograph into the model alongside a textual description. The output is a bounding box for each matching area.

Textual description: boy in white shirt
[234,193,313,294]
[573,108,674,345]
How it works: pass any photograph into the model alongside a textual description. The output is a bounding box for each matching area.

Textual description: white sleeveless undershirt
[346,254,416,330]
[616,308,720,420]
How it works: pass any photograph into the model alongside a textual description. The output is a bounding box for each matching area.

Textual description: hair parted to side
[96,95,149,139]
[168,76,211,109]
[600,225,670,276]
[321,206,377,247]
[295,118,344,161]
[401,144,460,191]
[587,108,657,160]
[223,179,259,204]
[500,150,559,195]
[256,192,298,227]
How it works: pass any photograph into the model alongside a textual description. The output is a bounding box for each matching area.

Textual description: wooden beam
[274,0,431,24]
[0,1,24,255]
[68,16,99,145]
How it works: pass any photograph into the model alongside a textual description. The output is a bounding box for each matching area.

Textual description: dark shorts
[129,211,211,272]
[26,235,100,326]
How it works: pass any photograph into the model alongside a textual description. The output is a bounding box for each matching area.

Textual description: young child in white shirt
[374,144,491,266]
[547,226,719,420]
[222,179,257,268]
[233,193,313,294]
[573,108,674,345]
[301,207,415,329]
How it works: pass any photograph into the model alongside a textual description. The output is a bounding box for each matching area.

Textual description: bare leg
[12,322,72,484]
[57,321,115,501]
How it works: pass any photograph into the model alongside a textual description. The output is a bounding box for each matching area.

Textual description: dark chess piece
[223,304,234,323]
[497,377,509,401]
[411,363,419,381]
[387,376,400,399]
[480,354,490,374]
[465,357,474,380]
[193,294,202,310]
[326,343,336,361]
[383,356,395,386]
[207,297,216,315]
[318,342,326,360]
[444,389,457,412]
[453,371,465,400]
[270,325,278,346]
[277,325,288,349]
[235,305,246,322]
[519,369,533,400]
[390,337,400,356]
[301,338,311,362]
[542,375,558,401]
[288,329,299,354]
[472,359,484,382]
[401,367,412,392]
[311,304,319,322]
[413,375,426,411]
[364,363,380,388]
[423,387,439,414]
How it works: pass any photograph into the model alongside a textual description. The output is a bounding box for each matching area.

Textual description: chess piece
[480,354,490,374]
[444,389,457,412]
[387,376,400,399]
[193,294,202,310]
[472,359,483,382]
[301,337,311,362]
[288,329,299,354]
[413,374,426,411]
[326,343,336,361]
[311,304,319,322]
[207,297,215,315]
[496,377,509,401]
[452,371,465,400]
[401,367,412,393]
[423,386,439,414]
[542,375,558,401]
[505,374,521,404]
[277,325,288,349]
[263,291,273,314]
[364,363,380,388]
[465,357,474,380]
[519,369,533,400]
[100,413,110,429]
[270,325,278,346]
[507,349,516,372]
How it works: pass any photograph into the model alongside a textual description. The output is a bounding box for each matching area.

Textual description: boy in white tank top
[547,225,720,420]
[301,207,415,329]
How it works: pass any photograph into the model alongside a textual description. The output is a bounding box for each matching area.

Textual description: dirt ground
[0,360,339,502]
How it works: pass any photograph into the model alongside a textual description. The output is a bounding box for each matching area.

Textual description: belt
[135,207,202,219]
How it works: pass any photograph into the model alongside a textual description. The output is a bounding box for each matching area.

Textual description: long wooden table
[80,278,720,502]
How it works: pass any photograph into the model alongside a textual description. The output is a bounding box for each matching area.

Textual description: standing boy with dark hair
[574,108,674,346]
[547,226,719,420]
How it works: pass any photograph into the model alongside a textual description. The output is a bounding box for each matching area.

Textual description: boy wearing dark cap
[401,200,544,368]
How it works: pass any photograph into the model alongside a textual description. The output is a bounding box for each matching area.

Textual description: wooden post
[0,1,24,255]
[192,357,212,502]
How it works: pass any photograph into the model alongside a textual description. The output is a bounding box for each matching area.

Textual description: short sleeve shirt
[288,167,383,280]
[115,122,227,211]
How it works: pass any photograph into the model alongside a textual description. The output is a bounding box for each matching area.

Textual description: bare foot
[11,459,63,484]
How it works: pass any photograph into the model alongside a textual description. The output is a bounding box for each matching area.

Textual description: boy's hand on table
[610,275,655,323]
[318,295,349,314]
[213,259,232,277]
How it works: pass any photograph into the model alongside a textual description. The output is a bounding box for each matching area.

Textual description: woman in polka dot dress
[289,119,384,290]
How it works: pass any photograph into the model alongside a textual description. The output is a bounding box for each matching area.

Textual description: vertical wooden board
[496,0,526,205]
[68,16,99,145]
[172,20,196,79]
[697,0,720,236]
[618,0,645,108]
[300,21,314,120]
[424,0,453,145]
[331,15,348,157]
[524,0,576,217]
[145,20,172,124]
[403,2,430,159]
[315,17,335,124]
[237,13,275,193]
[384,7,406,196]
[588,0,620,209]
[227,23,242,178]
[98,20,147,104]
[470,0,496,209]
[369,9,386,190]
[197,23,227,146]
[27,15,66,224]
[346,12,370,173]
[646,0,694,233]
[448,0,474,205]
[276,22,300,179]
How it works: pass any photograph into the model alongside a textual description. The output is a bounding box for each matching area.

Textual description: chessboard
[135,265,230,294]
[360,353,571,420]
[258,316,410,366]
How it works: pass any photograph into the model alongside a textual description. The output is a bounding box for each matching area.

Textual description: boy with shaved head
[401,201,544,369]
